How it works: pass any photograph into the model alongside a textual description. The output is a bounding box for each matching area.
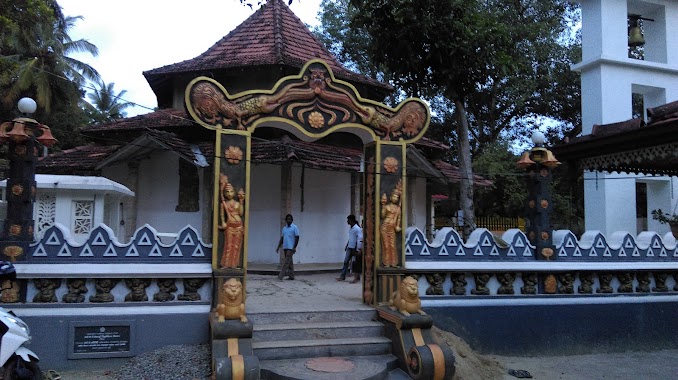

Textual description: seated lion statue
[216,278,248,323]
[389,276,426,316]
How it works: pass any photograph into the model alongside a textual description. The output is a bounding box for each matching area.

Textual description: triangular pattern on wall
[446,233,459,247]
[595,238,606,248]
[565,237,576,248]
[169,245,184,257]
[92,232,108,246]
[57,245,72,257]
[149,245,163,257]
[507,246,517,257]
[126,245,140,257]
[438,245,449,256]
[455,246,465,256]
[410,234,423,246]
[79,245,94,257]
[572,246,582,257]
[137,232,153,246]
[521,246,532,257]
[405,245,413,256]
[473,246,484,256]
[489,246,500,256]
[481,235,492,247]
[103,244,118,257]
[181,234,196,246]
[45,231,61,246]
[420,245,431,256]
[191,245,206,257]
[632,247,641,257]
[32,244,47,257]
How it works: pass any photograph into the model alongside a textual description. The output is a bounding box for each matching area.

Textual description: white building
[0,174,134,244]
[572,0,678,236]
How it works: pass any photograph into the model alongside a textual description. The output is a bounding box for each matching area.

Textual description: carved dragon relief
[186,60,430,142]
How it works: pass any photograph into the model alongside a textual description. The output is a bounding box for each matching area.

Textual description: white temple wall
[288,165,351,264]
[247,164,283,264]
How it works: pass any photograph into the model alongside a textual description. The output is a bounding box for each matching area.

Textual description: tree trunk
[454,98,475,239]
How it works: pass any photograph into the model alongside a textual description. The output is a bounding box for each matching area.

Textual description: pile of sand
[431,325,506,380]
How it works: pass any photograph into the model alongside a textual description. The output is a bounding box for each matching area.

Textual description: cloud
[60,0,321,116]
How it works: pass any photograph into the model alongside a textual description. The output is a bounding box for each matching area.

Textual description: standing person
[337,214,362,282]
[276,214,299,280]
[351,220,363,283]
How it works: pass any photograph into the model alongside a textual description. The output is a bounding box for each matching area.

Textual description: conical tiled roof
[143,0,389,91]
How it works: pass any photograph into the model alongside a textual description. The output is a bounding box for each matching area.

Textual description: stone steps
[254,320,385,341]
[251,309,404,379]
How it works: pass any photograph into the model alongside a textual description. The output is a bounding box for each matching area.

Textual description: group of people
[274,214,362,283]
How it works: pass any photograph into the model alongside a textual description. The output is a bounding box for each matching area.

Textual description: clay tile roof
[432,159,493,187]
[81,109,193,133]
[37,144,121,175]
[145,129,196,161]
[251,136,362,172]
[142,0,389,91]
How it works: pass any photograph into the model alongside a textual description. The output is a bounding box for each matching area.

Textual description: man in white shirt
[337,214,362,283]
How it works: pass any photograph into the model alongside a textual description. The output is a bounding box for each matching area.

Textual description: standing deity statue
[380,180,402,267]
[219,174,245,269]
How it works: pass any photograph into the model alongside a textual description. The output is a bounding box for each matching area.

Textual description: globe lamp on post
[517,130,560,262]
[0,98,57,264]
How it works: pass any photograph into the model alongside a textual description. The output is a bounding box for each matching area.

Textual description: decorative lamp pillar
[517,130,560,263]
[0,98,57,262]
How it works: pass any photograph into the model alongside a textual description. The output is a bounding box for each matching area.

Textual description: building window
[176,159,199,212]
[73,200,94,234]
[36,193,56,237]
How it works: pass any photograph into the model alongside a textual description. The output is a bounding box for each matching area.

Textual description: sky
[59,0,323,117]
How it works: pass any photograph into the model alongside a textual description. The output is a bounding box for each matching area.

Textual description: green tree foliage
[83,80,133,123]
[473,141,527,217]
[0,0,100,149]
[316,0,581,234]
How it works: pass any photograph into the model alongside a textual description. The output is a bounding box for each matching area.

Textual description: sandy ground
[48,273,678,379]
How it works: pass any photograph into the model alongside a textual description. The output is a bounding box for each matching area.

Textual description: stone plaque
[69,320,135,359]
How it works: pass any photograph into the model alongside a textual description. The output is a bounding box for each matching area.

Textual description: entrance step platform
[259,355,410,380]
[248,263,342,275]
[251,308,405,379]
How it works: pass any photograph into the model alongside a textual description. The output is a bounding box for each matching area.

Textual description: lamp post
[0,98,56,262]
[517,130,560,262]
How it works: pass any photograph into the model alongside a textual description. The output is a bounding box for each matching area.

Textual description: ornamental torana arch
[185,59,431,305]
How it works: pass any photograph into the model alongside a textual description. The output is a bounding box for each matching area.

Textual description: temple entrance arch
[185,59,431,306]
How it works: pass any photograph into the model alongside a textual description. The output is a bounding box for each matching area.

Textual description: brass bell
[0,122,12,143]
[36,125,57,147]
[6,121,29,142]
[628,15,647,47]
[542,150,561,169]
[516,151,536,169]
[628,25,645,47]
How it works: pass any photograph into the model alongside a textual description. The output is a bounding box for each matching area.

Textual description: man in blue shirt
[337,214,362,283]
[276,214,299,280]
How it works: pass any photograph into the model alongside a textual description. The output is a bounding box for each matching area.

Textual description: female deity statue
[219,174,245,269]
[380,180,402,267]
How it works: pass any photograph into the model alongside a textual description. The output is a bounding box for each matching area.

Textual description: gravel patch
[115,344,210,380]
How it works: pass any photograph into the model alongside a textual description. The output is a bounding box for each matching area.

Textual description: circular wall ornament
[11,185,23,196]
[383,156,399,173]
[308,111,325,129]
[225,146,243,165]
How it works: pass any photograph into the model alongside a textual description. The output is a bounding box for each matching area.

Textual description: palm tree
[1,1,100,113]
[84,80,133,123]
